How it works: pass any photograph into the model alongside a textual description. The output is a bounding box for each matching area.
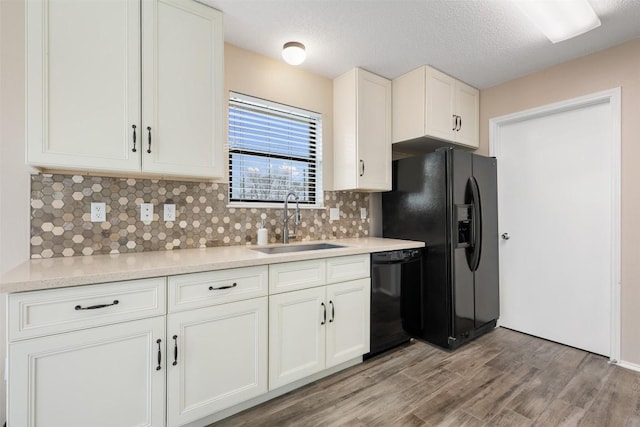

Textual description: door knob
[501,233,510,240]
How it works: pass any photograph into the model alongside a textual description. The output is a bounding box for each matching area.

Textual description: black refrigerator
[382,148,499,350]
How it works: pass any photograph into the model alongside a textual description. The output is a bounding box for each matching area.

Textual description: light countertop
[0,237,424,293]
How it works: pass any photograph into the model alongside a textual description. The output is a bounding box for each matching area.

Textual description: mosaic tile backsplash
[30,174,370,258]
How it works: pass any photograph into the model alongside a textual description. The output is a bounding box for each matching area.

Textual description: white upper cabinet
[26,0,224,179]
[333,67,392,192]
[141,0,223,178]
[392,65,479,149]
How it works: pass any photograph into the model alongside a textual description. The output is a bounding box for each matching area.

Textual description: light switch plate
[164,204,176,221]
[91,202,106,222]
[140,203,154,221]
[361,208,367,219]
[329,207,340,221]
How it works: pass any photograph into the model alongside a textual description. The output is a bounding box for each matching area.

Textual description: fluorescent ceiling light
[515,0,601,43]
[282,41,306,65]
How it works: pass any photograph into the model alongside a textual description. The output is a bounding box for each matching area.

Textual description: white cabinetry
[7,279,167,427]
[333,68,391,191]
[268,255,371,389]
[26,0,223,179]
[6,254,374,426]
[166,266,268,426]
[167,297,268,426]
[392,65,479,149]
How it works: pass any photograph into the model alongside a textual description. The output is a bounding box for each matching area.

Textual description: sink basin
[251,243,345,255]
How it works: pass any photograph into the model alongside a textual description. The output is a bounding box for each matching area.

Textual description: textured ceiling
[200,0,640,89]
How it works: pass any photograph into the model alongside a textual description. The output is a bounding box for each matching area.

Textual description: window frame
[227,92,323,209]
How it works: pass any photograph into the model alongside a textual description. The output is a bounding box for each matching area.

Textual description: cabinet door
[8,317,165,427]
[326,279,370,368]
[167,297,268,426]
[356,69,392,191]
[26,0,141,173]
[425,67,456,142]
[269,287,326,389]
[455,82,480,148]
[392,67,426,143]
[142,0,224,178]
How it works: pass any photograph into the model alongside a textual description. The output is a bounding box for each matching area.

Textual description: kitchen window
[228,92,322,207]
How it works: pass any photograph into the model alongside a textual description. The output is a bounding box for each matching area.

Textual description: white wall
[1,0,32,423]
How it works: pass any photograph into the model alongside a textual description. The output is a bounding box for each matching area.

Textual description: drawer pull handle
[172,335,178,366]
[147,126,152,153]
[329,300,335,323]
[156,339,162,371]
[131,124,137,152]
[208,283,237,291]
[321,302,326,325]
[75,300,119,310]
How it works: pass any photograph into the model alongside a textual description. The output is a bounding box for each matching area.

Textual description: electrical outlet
[140,203,154,221]
[164,204,176,221]
[329,207,340,221]
[361,208,367,219]
[91,202,106,222]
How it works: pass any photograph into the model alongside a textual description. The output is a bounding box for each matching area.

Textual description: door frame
[489,88,621,363]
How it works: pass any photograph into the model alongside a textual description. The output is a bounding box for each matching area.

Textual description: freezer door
[450,150,475,338]
[472,154,500,327]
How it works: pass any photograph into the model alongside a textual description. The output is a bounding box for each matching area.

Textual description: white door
[269,287,326,389]
[425,67,455,142]
[326,279,370,368]
[455,82,479,148]
[142,0,224,178]
[356,69,391,190]
[26,0,141,173]
[167,297,267,426]
[492,93,619,356]
[8,317,165,427]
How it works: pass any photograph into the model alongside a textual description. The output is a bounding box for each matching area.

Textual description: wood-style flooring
[210,327,640,426]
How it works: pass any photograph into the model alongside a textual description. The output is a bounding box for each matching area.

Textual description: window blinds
[228,93,322,205]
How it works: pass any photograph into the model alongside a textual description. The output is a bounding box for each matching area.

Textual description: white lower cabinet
[268,287,326,389]
[166,297,268,427]
[8,316,166,427]
[269,279,370,390]
[325,279,371,367]
[6,254,372,426]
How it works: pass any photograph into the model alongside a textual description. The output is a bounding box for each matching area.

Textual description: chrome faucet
[283,191,301,244]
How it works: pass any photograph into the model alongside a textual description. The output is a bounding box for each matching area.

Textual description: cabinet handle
[452,115,457,131]
[359,160,365,177]
[209,283,237,291]
[147,126,152,153]
[458,116,462,132]
[329,300,335,323]
[172,335,178,366]
[132,125,137,152]
[74,300,119,310]
[156,339,162,371]
[321,302,326,325]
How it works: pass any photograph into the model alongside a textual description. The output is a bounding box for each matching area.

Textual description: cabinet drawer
[8,278,166,341]
[168,265,268,312]
[326,255,370,284]
[269,259,326,294]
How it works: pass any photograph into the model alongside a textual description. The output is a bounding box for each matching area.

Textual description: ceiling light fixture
[282,41,306,65]
[515,0,601,43]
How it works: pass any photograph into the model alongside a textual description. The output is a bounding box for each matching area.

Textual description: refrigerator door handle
[469,176,483,272]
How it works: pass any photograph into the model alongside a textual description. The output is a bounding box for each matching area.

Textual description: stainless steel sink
[251,243,345,254]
